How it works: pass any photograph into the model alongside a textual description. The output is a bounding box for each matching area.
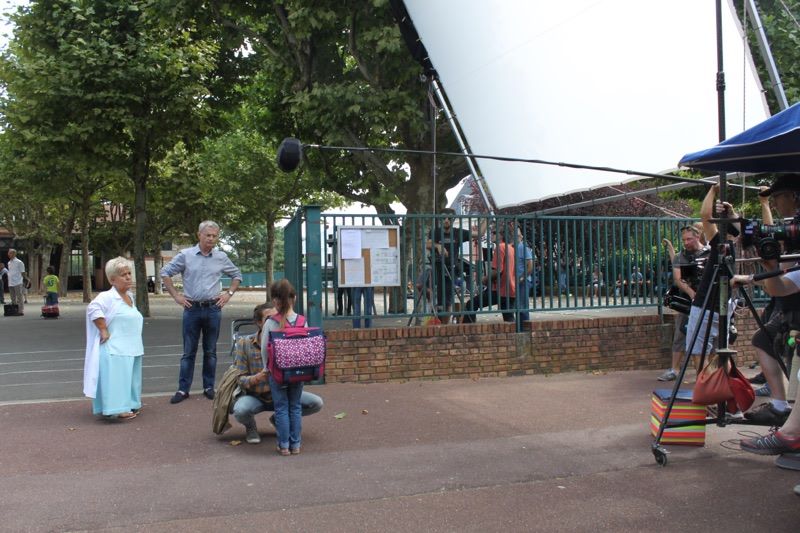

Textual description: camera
[663,286,691,315]
[741,217,800,260]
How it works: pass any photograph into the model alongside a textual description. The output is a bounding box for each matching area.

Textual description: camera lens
[759,238,781,260]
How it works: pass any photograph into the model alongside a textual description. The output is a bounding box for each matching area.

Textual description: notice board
[338,226,401,287]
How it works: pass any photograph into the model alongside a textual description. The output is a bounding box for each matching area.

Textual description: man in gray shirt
[6,249,27,315]
[161,221,243,404]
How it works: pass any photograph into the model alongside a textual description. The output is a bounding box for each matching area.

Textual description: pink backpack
[266,314,326,385]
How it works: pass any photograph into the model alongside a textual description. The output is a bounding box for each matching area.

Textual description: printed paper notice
[340,229,362,259]
[362,228,389,249]
[371,248,400,286]
[343,257,365,285]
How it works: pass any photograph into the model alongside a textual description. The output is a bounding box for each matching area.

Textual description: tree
[197,96,346,287]
[208,0,468,216]
[735,1,800,112]
[2,1,222,313]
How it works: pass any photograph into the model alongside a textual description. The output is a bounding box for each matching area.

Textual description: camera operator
[425,209,471,324]
[684,184,740,361]
[658,223,709,381]
[731,175,800,426]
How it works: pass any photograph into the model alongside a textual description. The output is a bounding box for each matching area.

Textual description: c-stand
[407,256,457,327]
[651,232,792,466]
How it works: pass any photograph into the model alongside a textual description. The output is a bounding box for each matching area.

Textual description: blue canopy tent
[679,102,800,173]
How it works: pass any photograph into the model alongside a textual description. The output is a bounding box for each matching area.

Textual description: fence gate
[284,205,323,326]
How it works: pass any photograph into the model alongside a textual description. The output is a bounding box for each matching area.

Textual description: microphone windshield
[277,137,303,172]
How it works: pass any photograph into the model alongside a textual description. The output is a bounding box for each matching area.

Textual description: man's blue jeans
[558,271,567,294]
[232,391,324,428]
[178,304,221,393]
[352,287,374,328]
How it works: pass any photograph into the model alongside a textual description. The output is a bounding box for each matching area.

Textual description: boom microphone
[277,137,303,172]
[275,137,761,191]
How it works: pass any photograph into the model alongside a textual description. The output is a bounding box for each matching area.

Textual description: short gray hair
[105,256,132,281]
[198,220,220,234]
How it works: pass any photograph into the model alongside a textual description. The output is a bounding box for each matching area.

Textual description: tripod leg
[653,265,721,463]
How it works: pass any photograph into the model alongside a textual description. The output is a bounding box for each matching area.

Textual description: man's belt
[188,299,218,307]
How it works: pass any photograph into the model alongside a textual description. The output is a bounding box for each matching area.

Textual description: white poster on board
[371,248,400,286]
[343,258,366,285]
[362,228,389,249]
[340,229,362,259]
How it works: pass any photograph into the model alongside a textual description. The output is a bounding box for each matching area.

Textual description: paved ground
[0,292,797,532]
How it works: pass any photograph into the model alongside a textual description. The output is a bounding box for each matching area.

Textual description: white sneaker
[657,369,677,381]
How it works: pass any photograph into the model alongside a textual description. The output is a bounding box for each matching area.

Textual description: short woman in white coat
[83,257,144,419]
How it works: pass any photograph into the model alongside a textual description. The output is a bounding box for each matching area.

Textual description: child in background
[43,266,60,305]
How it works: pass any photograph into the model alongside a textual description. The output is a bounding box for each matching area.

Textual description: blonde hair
[105,256,132,281]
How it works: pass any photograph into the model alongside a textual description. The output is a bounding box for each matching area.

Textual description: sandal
[276,447,290,456]
[290,447,301,455]
[117,412,137,420]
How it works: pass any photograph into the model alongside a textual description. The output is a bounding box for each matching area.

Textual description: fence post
[284,208,303,312]
[304,205,323,327]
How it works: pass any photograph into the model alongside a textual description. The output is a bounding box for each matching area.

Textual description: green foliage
[735,0,800,111]
[217,0,468,213]
[224,225,285,273]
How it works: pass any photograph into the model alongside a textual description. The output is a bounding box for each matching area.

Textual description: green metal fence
[284,207,762,330]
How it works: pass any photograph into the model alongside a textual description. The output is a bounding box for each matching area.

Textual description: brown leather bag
[692,359,735,405]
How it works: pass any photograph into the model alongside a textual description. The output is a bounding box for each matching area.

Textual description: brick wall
[324,310,765,383]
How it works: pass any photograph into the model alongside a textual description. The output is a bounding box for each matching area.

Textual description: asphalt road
[0,293,268,403]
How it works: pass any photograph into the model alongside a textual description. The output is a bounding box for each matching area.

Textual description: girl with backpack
[261,279,306,455]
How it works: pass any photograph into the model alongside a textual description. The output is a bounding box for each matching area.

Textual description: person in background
[462,224,516,323]
[0,262,7,304]
[684,184,740,362]
[6,249,27,315]
[629,265,644,297]
[161,220,243,404]
[351,286,375,329]
[514,226,534,322]
[83,257,143,420]
[231,303,324,444]
[590,266,604,299]
[658,224,709,382]
[426,208,472,324]
[42,266,60,306]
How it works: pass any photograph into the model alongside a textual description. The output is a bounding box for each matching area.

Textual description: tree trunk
[264,214,276,300]
[80,197,92,303]
[132,144,150,317]
[58,207,76,297]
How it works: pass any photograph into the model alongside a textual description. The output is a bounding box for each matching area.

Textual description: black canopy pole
[715,0,733,358]
[716,0,727,202]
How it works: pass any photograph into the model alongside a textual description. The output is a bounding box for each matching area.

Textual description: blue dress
[92,302,144,416]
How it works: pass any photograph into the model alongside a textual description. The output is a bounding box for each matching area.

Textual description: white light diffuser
[403,0,769,208]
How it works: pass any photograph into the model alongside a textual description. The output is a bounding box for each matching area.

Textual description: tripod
[407,259,458,326]
[651,238,791,466]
